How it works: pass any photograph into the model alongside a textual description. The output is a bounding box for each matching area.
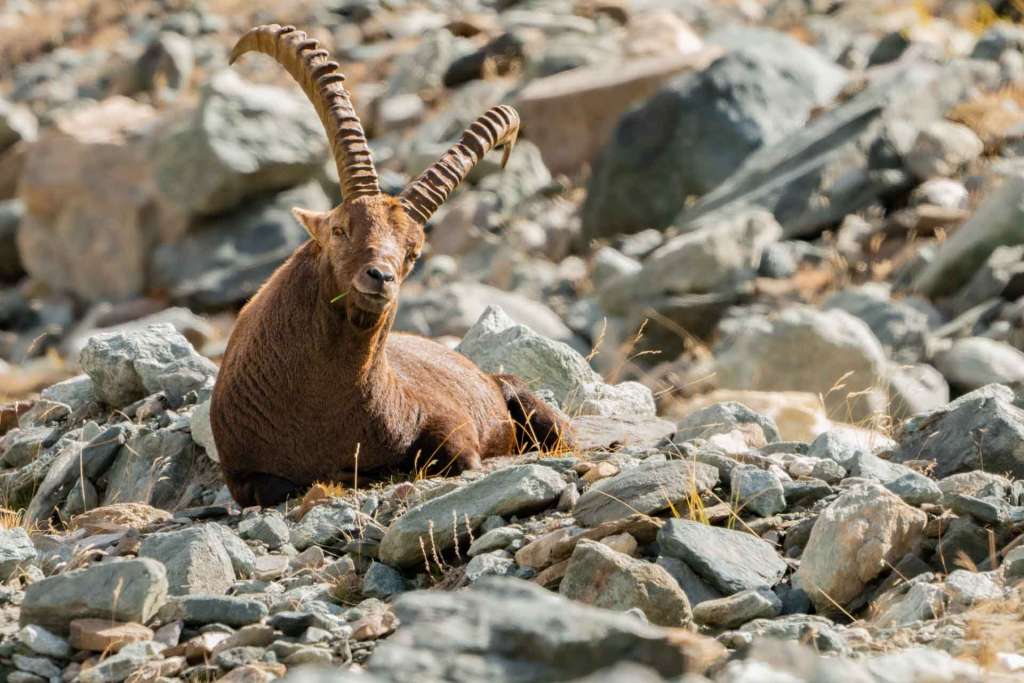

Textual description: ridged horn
[399,105,520,225]
[230,24,380,199]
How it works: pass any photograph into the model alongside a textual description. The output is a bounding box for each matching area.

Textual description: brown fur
[211,194,572,507]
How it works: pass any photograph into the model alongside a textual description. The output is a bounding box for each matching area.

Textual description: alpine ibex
[211,25,573,507]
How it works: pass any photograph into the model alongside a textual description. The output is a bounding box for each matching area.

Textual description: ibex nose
[366,266,395,284]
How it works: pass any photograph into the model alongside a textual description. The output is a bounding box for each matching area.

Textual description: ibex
[211,25,573,507]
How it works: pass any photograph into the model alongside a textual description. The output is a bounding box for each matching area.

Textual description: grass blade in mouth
[330,291,348,304]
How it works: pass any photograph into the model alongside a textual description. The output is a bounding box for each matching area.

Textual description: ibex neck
[313,257,393,386]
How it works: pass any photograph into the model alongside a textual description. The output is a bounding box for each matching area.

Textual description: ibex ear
[291,207,330,245]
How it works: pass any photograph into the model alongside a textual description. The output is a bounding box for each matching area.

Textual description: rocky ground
[3,0,1024,681]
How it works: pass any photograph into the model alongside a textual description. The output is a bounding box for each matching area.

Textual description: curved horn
[230,24,380,199]
[399,105,520,225]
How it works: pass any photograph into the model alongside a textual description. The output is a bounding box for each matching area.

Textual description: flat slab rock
[657,519,787,595]
[20,559,168,633]
[573,459,718,526]
[379,464,566,567]
[367,576,724,682]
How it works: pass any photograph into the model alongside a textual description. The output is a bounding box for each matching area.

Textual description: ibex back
[211,25,572,507]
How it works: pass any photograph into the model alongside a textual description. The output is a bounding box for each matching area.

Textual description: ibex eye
[332,226,346,239]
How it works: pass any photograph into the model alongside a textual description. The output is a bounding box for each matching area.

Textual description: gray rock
[380,465,565,567]
[911,178,970,209]
[17,625,70,659]
[600,210,782,310]
[468,527,524,557]
[368,577,711,681]
[102,427,203,509]
[79,323,217,406]
[290,503,365,551]
[0,528,37,582]
[676,401,781,445]
[582,28,846,238]
[75,641,163,683]
[154,70,327,216]
[160,595,268,626]
[795,483,926,613]
[657,519,787,594]
[655,556,722,607]
[891,384,1024,478]
[714,306,888,423]
[884,472,943,506]
[397,282,577,347]
[0,426,54,469]
[914,173,1024,297]
[138,525,235,596]
[886,362,951,420]
[151,181,331,310]
[905,120,983,180]
[573,459,718,526]
[560,540,691,627]
[1003,546,1024,580]
[939,470,1011,500]
[691,588,781,629]
[12,654,61,679]
[934,337,1024,391]
[972,23,1024,60]
[945,569,1002,612]
[362,562,406,599]
[209,523,256,579]
[239,511,291,550]
[20,559,168,633]
[680,59,999,238]
[39,374,96,413]
[739,615,850,654]
[457,305,654,417]
[873,581,947,628]
[730,466,786,517]
[950,245,1024,315]
[464,552,517,583]
[823,284,935,363]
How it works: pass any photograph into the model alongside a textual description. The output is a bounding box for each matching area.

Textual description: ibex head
[230,25,519,328]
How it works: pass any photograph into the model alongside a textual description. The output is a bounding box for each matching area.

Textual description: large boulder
[914,173,1024,297]
[890,384,1024,478]
[154,70,327,216]
[151,181,330,310]
[582,28,846,239]
[679,59,1001,238]
[457,305,656,417]
[514,51,716,176]
[79,323,217,407]
[20,559,168,633]
[795,484,926,613]
[560,540,692,627]
[16,98,184,301]
[138,525,235,596]
[367,577,724,681]
[713,306,888,424]
[933,337,1024,391]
